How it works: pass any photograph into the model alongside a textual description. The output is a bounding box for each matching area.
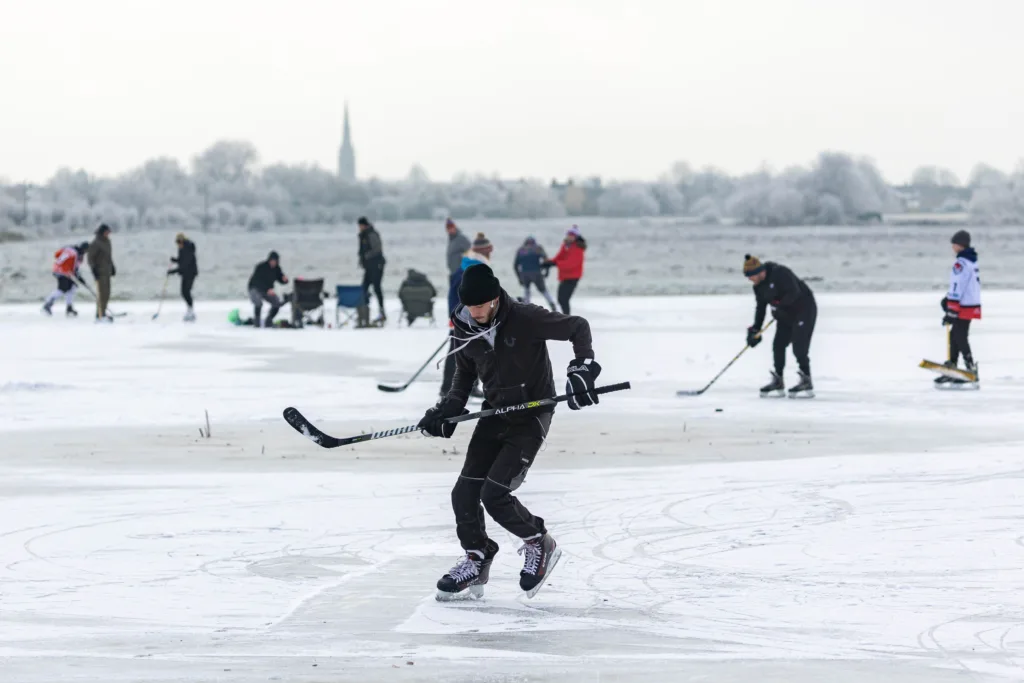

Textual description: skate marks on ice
[401,451,1024,678]
[5,453,1024,680]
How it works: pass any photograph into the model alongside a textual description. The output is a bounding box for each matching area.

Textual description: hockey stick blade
[284,381,631,449]
[376,337,450,394]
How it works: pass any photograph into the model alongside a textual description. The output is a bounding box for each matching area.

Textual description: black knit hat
[459,264,501,306]
[357,216,371,228]
[95,223,111,236]
[951,230,971,248]
[268,250,280,262]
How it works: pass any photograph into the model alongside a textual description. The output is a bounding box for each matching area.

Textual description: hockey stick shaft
[377,336,450,392]
[76,279,127,318]
[285,381,631,448]
[678,319,775,396]
[153,274,170,319]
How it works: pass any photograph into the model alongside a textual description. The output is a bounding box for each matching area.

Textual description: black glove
[943,308,959,325]
[111,264,117,277]
[417,400,468,438]
[940,297,949,312]
[770,306,790,323]
[747,326,763,348]
[91,268,99,281]
[167,268,176,275]
[566,358,602,410]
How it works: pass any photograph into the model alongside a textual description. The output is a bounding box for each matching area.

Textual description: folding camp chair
[290,278,327,328]
[335,284,370,328]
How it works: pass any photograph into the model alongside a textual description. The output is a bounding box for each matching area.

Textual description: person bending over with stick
[743,254,817,398]
[247,251,289,328]
[417,263,602,601]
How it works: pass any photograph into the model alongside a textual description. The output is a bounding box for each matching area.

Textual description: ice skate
[184,307,196,322]
[518,533,562,599]
[759,371,785,398]
[42,302,53,316]
[788,371,815,399]
[65,304,78,317]
[436,542,498,602]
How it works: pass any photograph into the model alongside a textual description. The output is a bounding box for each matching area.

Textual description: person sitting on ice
[42,241,89,317]
[937,230,981,386]
[743,254,817,398]
[247,251,289,328]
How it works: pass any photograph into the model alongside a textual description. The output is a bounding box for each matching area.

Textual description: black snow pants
[557,279,579,315]
[773,295,817,376]
[948,319,973,366]
[181,274,196,308]
[451,413,551,551]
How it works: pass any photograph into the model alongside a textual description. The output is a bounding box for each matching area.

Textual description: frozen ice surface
[2,292,1024,682]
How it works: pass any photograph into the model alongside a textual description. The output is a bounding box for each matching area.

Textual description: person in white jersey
[938,230,981,385]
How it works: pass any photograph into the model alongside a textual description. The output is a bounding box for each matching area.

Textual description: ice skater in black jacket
[247,251,289,327]
[168,232,198,322]
[743,254,816,398]
[417,263,601,601]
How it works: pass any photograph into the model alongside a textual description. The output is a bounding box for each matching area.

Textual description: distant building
[338,104,356,182]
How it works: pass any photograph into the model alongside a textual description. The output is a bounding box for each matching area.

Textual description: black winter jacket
[752,262,815,329]
[358,227,385,269]
[445,289,594,422]
[169,240,198,278]
[248,260,287,292]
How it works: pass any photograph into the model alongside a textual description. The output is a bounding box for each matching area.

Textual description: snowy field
[2,292,1024,682]
[4,221,1024,303]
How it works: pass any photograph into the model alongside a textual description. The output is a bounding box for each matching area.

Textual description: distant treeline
[1,141,1022,234]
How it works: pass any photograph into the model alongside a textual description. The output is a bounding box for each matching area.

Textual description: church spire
[338,103,356,182]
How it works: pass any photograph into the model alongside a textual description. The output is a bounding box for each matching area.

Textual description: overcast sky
[1,0,1021,185]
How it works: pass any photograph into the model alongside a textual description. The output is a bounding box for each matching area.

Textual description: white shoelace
[518,540,542,575]
[448,553,481,582]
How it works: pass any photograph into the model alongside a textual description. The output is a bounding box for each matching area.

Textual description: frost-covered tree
[597,183,660,217]
[192,140,259,185]
[967,163,1007,189]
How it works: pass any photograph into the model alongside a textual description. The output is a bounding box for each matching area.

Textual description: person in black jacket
[417,263,601,601]
[168,233,198,322]
[247,251,289,328]
[743,254,816,397]
[357,217,386,323]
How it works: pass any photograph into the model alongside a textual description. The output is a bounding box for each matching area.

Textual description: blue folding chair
[335,285,368,328]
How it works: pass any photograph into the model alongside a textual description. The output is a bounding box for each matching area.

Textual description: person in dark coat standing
[417,263,601,601]
[743,254,817,398]
[168,232,198,322]
[445,218,471,315]
[86,224,116,323]
[247,251,289,327]
[358,217,386,323]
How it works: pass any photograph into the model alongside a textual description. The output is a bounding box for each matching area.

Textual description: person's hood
[406,269,429,283]
[959,247,978,263]
[447,289,512,356]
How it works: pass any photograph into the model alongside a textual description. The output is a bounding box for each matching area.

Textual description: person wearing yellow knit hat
[743,254,817,398]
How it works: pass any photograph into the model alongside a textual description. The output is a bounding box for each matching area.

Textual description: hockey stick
[677,319,775,396]
[285,381,632,449]
[77,279,128,318]
[377,336,450,392]
[152,274,170,320]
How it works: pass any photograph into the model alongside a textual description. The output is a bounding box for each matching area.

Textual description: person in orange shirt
[43,242,88,317]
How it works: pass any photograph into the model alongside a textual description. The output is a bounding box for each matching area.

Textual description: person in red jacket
[545,225,587,314]
[42,242,88,317]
